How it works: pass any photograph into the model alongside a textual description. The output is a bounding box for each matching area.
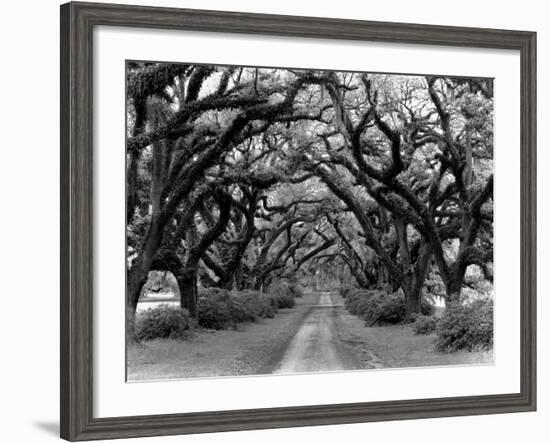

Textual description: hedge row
[342,287,493,353]
[135,284,301,340]
[196,284,303,329]
[197,288,278,330]
[343,288,433,326]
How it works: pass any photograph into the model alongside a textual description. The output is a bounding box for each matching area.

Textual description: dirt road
[129,291,381,381]
[269,292,362,374]
[129,290,491,381]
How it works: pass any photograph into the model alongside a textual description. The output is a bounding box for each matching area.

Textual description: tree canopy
[126,62,494,328]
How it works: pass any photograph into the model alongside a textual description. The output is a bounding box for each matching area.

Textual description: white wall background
[0,0,546,442]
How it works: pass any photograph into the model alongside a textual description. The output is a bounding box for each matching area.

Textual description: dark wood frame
[60,1,537,441]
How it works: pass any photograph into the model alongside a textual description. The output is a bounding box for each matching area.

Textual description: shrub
[271,291,295,309]
[244,291,277,318]
[232,290,276,320]
[345,289,433,326]
[135,305,192,341]
[344,289,379,316]
[197,288,232,330]
[436,299,493,352]
[340,286,355,299]
[412,314,438,334]
[268,281,296,309]
[228,292,258,324]
[257,297,276,318]
[265,292,281,311]
[197,288,277,330]
[288,282,304,298]
[361,291,406,326]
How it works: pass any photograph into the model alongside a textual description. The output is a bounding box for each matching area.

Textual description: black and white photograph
[126,61,494,381]
[0,0,544,441]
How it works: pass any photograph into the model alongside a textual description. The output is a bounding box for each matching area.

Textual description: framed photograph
[60,1,536,441]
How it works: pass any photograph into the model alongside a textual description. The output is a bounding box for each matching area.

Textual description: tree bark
[180,193,232,317]
[404,280,422,315]
[180,270,198,318]
[404,242,432,316]
[126,216,164,334]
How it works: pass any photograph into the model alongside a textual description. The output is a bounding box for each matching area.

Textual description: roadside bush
[412,314,438,335]
[436,299,493,352]
[340,286,355,299]
[268,281,296,309]
[288,282,304,298]
[265,292,282,310]
[361,291,406,326]
[135,305,192,341]
[228,292,258,324]
[271,292,295,309]
[345,290,433,326]
[344,289,378,317]
[197,288,232,329]
[234,290,276,319]
[198,288,278,330]
[253,293,277,318]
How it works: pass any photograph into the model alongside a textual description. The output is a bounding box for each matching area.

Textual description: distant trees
[126,62,494,332]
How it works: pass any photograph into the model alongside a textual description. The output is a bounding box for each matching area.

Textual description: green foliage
[135,305,193,341]
[436,299,493,352]
[412,314,438,335]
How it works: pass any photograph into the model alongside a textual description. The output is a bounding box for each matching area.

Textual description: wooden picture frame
[60,1,536,440]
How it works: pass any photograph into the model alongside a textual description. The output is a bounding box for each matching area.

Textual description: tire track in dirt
[266,292,364,374]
